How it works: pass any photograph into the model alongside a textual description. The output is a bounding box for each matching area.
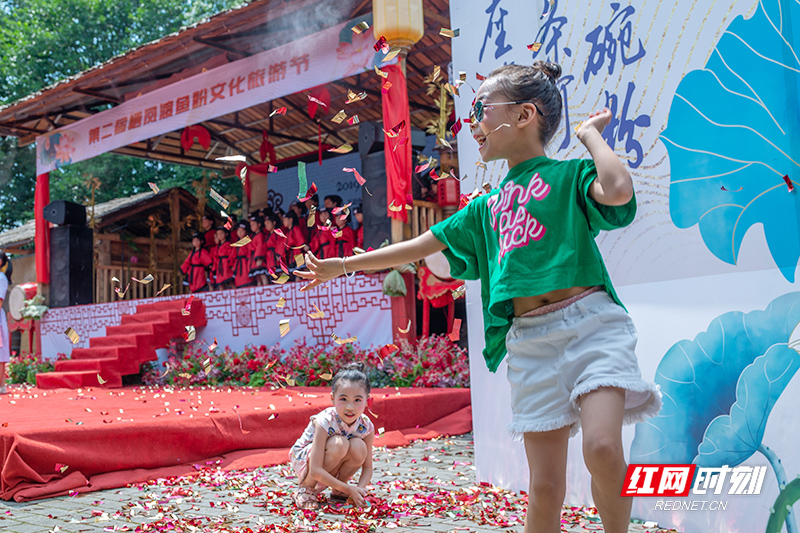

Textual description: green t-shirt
[430,156,636,372]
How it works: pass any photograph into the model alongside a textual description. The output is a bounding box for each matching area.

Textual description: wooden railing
[410,200,443,238]
[95,266,188,304]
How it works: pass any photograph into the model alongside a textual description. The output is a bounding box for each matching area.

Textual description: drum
[424,251,454,281]
[8,282,38,321]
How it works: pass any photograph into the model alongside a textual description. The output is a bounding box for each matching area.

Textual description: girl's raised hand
[295,251,342,291]
[577,107,612,138]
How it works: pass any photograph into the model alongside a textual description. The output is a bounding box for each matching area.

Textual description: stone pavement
[0,434,676,533]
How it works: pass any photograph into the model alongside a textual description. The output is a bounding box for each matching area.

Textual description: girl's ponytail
[331,362,371,394]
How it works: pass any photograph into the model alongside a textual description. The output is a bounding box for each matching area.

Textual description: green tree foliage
[0,0,244,232]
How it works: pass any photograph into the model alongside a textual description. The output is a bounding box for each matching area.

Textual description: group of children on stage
[180,194,364,293]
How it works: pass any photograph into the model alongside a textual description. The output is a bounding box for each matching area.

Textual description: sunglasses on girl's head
[469,100,543,123]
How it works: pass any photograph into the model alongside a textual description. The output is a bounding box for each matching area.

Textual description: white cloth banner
[35,15,381,174]
[39,274,393,360]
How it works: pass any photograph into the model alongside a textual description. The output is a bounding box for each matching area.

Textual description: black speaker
[359,122,383,157]
[50,225,94,308]
[43,200,86,226]
[361,151,392,249]
[359,122,427,157]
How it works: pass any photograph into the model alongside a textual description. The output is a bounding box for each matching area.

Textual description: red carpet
[36,298,207,389]
[0,385,472,502]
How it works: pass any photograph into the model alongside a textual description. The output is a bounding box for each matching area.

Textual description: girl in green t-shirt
[297,61,661,533]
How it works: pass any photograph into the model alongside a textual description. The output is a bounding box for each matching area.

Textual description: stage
[0,384,471,502]
[38,273,404,362]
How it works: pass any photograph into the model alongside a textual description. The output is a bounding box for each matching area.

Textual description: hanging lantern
[437,176,460,207]
[373,0,425,49]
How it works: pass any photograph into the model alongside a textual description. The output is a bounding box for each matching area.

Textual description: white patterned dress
[289,406,374,483]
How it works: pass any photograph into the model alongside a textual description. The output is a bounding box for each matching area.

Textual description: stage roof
[0,0,452,172]
[0,188,211,254]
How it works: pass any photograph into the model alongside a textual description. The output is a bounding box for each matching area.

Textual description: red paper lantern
[437,176,460,206]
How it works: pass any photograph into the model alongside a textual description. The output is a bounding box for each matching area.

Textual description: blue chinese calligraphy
[556,75,575,150]
[583,3,646,83]
[602,81,650,169]
[480,0,513,62]
[531,0,568,64]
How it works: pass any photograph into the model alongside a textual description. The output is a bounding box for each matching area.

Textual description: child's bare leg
[334,438,366,484]
[299,435,350,490]
[579,387,630,533]
[522,426,570,533]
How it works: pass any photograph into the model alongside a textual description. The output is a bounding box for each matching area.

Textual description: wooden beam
[73,88,123,104]
[193,37,251,58]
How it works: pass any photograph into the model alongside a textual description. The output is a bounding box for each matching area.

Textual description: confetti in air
[351,21,369,34]
[307,304,325,319]
[342,167,366,185]
[209,188,230,210]
[279,319,291,337]
[331,110,347,124]
[448,318,462,342]
[328,143,353,154]
[65,327,80,344]
[231,236,252,247]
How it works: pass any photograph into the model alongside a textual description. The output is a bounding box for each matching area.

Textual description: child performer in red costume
[334,211,355,258]
[248,215,269,286]
[298,61,662,533]
[354,206,364,250]
[212,227,234,290]
[230,222,254,288]
[181,233,212,292]
[263,213,285,279]
[309,210,336,259]
[282,211,307,269]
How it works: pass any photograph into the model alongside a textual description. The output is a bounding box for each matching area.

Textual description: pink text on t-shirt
[487,172,550,262]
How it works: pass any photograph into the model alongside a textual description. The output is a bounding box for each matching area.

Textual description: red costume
[284,225,306,268]
[230,241,253,287]
[212,241,234,286]
[264,230,285,273]
[203,229,216,249]
[181,248,212,293]
[249,231,267,277]
[310,227,336,259]
[335,226,356,258]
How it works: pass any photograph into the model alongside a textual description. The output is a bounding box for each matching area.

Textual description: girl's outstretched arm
[296,230,446,291]
[357,432,374,489]
[576,108,634,206]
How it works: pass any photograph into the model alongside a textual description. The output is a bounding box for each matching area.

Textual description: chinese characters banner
[36,16,380,174]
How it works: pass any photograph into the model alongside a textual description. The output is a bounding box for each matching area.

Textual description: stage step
[36,370,123,389]
[36,297,206,389]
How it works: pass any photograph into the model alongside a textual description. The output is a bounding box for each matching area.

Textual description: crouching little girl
[289,362,374,509]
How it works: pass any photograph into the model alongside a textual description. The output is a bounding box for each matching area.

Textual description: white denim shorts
[505,291,661,439]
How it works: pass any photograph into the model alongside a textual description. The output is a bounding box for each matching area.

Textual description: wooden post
[169,189,180,288]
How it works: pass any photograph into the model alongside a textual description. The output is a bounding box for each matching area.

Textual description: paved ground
[0,434,676,533]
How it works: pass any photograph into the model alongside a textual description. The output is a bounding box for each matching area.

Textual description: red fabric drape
[34,173,50,284]
[382,64,412,223]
